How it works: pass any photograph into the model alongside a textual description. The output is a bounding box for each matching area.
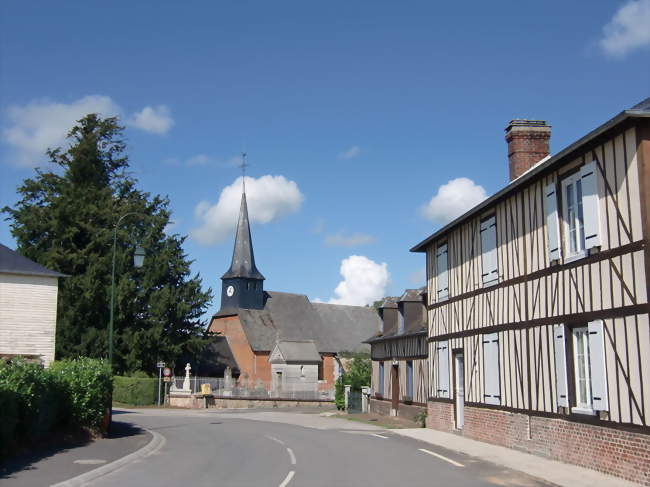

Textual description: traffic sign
[157,361,166,369]
[163,367,172,377]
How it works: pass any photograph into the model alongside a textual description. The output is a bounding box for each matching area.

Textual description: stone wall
[369,397,426,422]
[426,400,650,486]
[169,394,334,410]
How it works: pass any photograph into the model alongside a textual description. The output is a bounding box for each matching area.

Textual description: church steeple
[218,154,265,314]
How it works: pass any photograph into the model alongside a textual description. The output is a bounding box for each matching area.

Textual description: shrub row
[112,376,158,406]
[0,358,111,455]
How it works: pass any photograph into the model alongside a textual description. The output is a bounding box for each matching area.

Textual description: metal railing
[170,376,334,400]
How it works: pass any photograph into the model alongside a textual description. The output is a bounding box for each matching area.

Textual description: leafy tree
[3,114,213,374]
[343,356,371,392]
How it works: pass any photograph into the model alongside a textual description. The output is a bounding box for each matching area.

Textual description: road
[65,408,549,487]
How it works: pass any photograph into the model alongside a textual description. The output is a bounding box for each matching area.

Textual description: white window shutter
[483,333,500,405]
[581,161,601,250]
[436,244,449,301]
[480,216,498,286]
[588,320,609,411]
[545,183,561,262]
[553,324,569,408]
[437,341,450,398]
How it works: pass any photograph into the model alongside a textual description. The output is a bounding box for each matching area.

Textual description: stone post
[344,384,351,411]
[361,386,370,413]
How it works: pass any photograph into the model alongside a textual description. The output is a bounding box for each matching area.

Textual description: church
[207,182,381,395]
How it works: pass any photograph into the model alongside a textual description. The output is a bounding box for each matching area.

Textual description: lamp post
[109,213,147,368]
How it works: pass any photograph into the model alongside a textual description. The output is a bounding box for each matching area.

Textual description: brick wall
[427,400,650,485]
[370,397,426,422]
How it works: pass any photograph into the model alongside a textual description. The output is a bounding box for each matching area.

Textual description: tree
[3,114,213,374]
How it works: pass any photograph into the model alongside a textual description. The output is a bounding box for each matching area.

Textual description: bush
[0,387,19,454]
[50,358,112,430]
[334,377,345,410]
[113,376,158,406]
[0,360,59,440]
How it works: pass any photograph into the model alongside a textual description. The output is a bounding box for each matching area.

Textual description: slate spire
[222,190,265,280]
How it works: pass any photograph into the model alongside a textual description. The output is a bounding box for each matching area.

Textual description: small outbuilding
[269,340,322,395]
[0,244,65,366]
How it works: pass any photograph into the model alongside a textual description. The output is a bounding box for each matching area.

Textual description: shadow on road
[0,420,144,479]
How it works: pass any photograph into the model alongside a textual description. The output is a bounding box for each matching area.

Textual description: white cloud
[600,0,650,58]
[3,95,121,167]
[325,232,376,247]
[328,255,389,306]
[191,175,304,245]
[130,105,173,134]
[338,145,361,159]
[420,177,487,224]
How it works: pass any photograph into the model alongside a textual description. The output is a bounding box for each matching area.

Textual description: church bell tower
[218,157,265,314]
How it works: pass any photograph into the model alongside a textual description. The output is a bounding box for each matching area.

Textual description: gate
[348,390,362,413]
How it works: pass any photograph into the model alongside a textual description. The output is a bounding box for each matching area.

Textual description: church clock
[226,285,235,297]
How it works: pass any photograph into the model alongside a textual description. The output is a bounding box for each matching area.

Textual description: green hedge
[112,376,158,406]
[0,358,111,455]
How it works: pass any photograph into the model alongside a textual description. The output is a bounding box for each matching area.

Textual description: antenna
[240,151,248,194]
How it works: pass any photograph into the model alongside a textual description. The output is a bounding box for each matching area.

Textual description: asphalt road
[78,408,549,487]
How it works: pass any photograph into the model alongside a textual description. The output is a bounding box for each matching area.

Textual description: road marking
[279,470,295,487]
[266,435,285,445]
[371,433,388,439]
[286,447,296,465]
[418,448,465,467]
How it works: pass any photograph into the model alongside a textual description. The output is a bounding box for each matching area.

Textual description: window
[480,215,498,286]
[318,361,324,381]
[436,243,449,301]
[482,333,500,405]
[398,307,405,334]
[406,360,414,399]
[435,341,450,398]
[562,173,585,259]
[300,365,305,378]
[572,327,591,409]
[545,161,601,263]
[378,362,385,395]
[554,321,608,413]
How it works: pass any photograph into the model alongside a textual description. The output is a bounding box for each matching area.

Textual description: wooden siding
[372,358,427,404]
[370,334,427,360]
[424,125,650,428]
[0,273,58,366]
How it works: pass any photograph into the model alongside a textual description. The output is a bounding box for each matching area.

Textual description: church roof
[233,291,381,354]
[0,244,66,278]
[270,340,322,363]
[221,192,264,280]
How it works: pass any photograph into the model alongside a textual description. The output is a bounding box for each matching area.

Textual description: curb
[50,429,166,487]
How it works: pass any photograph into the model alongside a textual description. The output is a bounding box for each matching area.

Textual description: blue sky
[1,1,649,312]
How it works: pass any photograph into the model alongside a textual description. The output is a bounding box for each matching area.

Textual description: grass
[332,413,418,429]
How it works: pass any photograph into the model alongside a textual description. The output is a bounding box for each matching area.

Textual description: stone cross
[182,363,191,391]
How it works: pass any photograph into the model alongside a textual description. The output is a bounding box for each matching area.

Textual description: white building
[0,244,65,366]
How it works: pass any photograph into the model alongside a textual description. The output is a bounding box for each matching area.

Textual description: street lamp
[109,213,147,368]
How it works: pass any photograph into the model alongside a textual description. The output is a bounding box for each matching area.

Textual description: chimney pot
[505,119,551,181]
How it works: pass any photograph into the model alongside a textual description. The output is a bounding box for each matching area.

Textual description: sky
[1,1,649,314]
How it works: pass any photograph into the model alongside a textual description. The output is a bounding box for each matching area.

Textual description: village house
[410,97,650,484]
[0,243,65,366]
[207,182,380,396]
[366,289,428,421]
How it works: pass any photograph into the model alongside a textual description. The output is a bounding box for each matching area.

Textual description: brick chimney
[505,120,551,181]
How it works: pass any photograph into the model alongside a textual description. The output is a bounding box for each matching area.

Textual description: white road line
[371,433,388,439]
[418,448,465,467]
[286,447,296,465]
[279,470,295,487]
[265,435,285,445]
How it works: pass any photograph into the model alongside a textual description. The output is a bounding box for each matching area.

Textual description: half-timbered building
[411,98,650,485]
[366,289,428,421]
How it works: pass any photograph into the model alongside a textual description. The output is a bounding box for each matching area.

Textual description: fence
[170,376,334,401]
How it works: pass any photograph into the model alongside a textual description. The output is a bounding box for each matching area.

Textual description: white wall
[0,273,58,366]
[271,363,319,391]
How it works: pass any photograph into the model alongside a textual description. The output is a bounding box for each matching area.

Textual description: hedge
[112,376,158,406]
[0,358,111,455]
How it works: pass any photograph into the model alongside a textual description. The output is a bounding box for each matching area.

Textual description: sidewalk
[390,428,640,487]
[0,417,152,487]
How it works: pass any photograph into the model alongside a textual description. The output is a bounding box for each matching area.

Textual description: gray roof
[272,340,322,363]
[411,98,650,252]
[398,289,423,302]
[235,291,380,354]
[378,297,398,309]
[0,244,65,278]
[222,192,264,280]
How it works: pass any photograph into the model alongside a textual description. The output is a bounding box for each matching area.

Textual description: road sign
[157,361,166,369]
[163,367,172,377]
[163,376,171,382]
